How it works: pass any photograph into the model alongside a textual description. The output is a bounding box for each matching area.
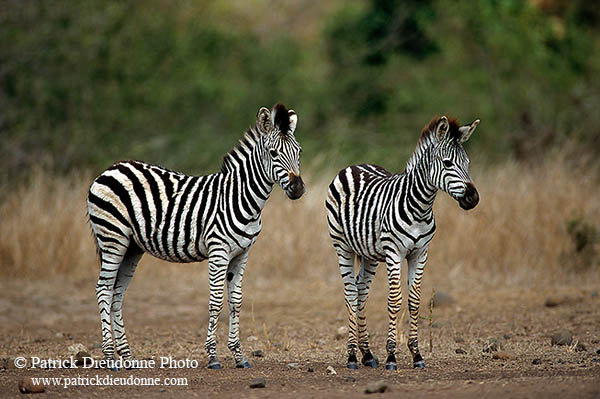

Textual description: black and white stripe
[88,103,305,369]
[326,116,480,370]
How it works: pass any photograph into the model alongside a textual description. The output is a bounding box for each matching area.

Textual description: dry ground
[1,160,599,397]
[0,275,599,398]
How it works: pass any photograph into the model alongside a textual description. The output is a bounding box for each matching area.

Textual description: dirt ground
[1,268,599,399]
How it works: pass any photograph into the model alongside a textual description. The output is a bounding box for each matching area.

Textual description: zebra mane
[220,127,262,174]
[405,116,461,172]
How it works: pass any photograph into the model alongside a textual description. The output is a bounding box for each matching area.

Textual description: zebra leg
[96,249,126,370]
[407,249,428,368]
[205,250,229,369]
[111,245,143,364]
[226,250,250,368]
[384,254,404,371]
[336,248,358,369]
[357,257,378,368]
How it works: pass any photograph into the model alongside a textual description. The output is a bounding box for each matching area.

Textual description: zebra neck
[222,141,275,215]
[404,149,438,220]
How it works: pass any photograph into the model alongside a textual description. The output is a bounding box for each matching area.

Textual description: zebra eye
[269,149,279,158]
[443,159,453,168]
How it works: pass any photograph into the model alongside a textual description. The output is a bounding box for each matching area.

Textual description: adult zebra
[88,103,305,370]
[326,116,479,370]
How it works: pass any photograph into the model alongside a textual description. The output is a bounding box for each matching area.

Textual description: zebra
[87,103,305,370]
[325,116,479,370]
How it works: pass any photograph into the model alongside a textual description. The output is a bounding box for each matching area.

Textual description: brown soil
[1,272,599,398]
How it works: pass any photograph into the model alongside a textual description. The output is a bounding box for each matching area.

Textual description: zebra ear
[257,107,272,134]
[271,103,292,135]
[288,110,297,135]
[458,119,480,143]
[435,116,450,141]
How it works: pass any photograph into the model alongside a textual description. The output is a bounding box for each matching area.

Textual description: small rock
[5,356,18,369]
[575,343,587,352]
[18,377,45,394]
[343,375,355,382]
[503,334,512,340]
[545,296,567,307]
[67,343,88,355]
[455,348,467,355]
[249,378,266,388]
[492,351,513,360]
[365,380,388,394]
[430,292,454,308]
[454,336,465,343]
[532,358,542,365]
[483,337,502,353]
[286,362,300,369]
[251,350,264,358]
[75,351,92,367]
[335,326,348,340]
[55,332,64,338]
[596,349,600,355]
[326,365,337,375]
[551,330,573,346]
[307,367,314,372]
[247,336,258,342]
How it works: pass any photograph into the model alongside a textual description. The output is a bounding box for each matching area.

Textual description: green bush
[1,0,599,182]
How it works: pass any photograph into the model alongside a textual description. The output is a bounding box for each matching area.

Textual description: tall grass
[0,159,598,292]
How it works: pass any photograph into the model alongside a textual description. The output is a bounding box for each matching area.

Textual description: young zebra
[87,103,305,370]
[326,116,479,370]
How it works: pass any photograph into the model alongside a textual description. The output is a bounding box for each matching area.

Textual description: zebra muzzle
[458,183,479,210]
[286,174,305,200]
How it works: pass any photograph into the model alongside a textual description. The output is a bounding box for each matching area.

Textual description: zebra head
[430,116,480,210]
[256,103,305,200]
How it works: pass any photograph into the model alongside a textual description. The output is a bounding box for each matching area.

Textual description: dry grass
[0,158,598,295]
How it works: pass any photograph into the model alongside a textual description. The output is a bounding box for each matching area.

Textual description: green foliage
[1,0,599,180]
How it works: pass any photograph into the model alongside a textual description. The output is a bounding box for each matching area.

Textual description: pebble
[307,367,314,372]
[455,348,467,355]
[575,343,587,352]
[4,356,18,370]
[249,377,266,388]
[492,351,513,360]
[75,351,92,367]
[247,336,258,342]
[545,296,567,307]
[365,380,388,394]
[18,377,45,394]
[483,337,502,353]
[551,330,573,346]
[286,362,300,369]
[335,326,348,340]
[251,350,264,357]
[67,343,88,355]
[343,375,356,382]
[326,365,337,375]
[455,336,465,343]
[532,358,542,365]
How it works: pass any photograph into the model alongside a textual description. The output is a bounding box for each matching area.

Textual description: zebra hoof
[362,353,379,368]
[347,362,359,370]
[413,360,426,369]
[236,361,251,368]
[207,358,222,370]
[385,362,397,370]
